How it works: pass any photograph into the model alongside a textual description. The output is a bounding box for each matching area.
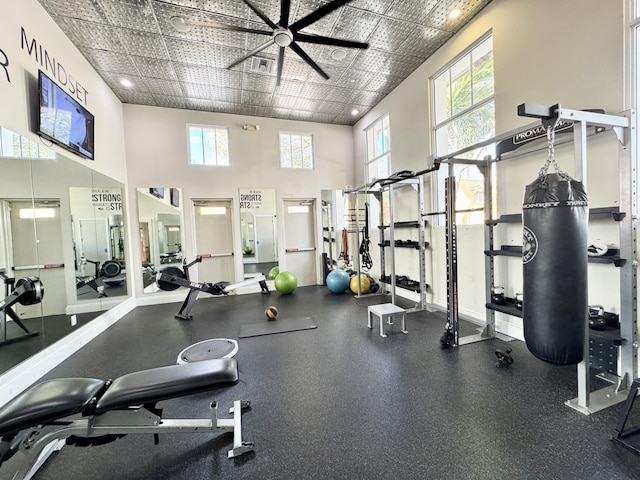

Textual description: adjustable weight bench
[0,358,253,480]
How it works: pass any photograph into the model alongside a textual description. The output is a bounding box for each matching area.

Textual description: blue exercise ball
[326,269,350,293]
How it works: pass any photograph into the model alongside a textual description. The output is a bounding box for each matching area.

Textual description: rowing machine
[155,257,270,320]
[0,270,43,346]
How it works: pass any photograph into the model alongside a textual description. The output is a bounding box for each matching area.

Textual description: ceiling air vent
[250,57,275,74]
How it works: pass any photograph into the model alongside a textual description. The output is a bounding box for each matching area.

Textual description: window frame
[279,131,314,169]
[364,114,391,184]
[430,32,495,226]
[187,124,230,167]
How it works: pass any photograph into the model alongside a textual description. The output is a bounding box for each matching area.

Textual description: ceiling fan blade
[295,32,368,49]
[276,47,286,86]
[290,0,353,32]
[227,39,275,70]
[242,0,278,30]
[280,0,292,28]
[188,19,272,36]
[289,42,330,81]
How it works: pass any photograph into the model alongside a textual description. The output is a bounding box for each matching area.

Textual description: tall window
[280,132,313,169]
[365,114,391,183]
[432,33,494,224]
[188,125,230,166]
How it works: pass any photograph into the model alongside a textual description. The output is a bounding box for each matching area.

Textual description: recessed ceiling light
[351,109,359,116]
[449,8,462,19]
[170,16,191,33]
[331,48,347,61]
[120,78,133,88]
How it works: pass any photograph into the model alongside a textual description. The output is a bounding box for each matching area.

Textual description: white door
[10,201,66,317]
[283,199,317,287]
[255,215,277,263]
[193,200,235,284]
[78,218,110,264]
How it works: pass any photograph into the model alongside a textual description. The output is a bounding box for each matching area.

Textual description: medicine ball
[265,305,278,320]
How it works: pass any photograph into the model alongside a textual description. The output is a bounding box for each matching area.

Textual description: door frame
[282,198,319,286]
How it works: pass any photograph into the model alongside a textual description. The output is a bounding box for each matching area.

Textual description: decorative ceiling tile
[243,72,278,92]
[97,0,159,33]
[38,0,495,125]
[173,62,210,83]
[53,18,124,51]
[386,0,439,25]
[369,18,417,53]
[242,90,274,106]
[144,78,184,96]
[179,82,210,99]
[115,29,169,60]
[153,94,188,109]
[332,6,381,44]
[78,48,138,75]
[131,57,179,81]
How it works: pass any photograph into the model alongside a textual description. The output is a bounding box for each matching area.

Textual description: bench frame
[4,399,252,480]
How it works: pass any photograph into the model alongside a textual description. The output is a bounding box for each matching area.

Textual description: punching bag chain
[538,122,571,183]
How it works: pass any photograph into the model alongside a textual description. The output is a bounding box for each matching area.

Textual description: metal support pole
[483,161,496,337]
[388,184,396,305]
[445,176,459,346]
[417,177,427,310]
[573,119,590,410]
[617,109,637,393]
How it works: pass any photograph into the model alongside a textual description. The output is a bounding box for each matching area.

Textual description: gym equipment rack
[434,103,637,414]
[344,176,429,311]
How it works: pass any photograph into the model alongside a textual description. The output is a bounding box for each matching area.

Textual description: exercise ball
[274,271,297,294]
[326,269,350,293]
[350,275,371,294]
[267,266,280,280]
[369,282,380,293]
[265,305,278,320]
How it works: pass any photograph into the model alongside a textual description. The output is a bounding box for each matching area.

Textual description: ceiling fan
[171,0,369,86]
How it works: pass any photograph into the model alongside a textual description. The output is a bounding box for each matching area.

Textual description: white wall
[123,105,355,297]
[0,0,127,183]
[353,0,626,337]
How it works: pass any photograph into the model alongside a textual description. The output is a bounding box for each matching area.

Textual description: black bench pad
[0,378,106,437]
[95,358,238,413]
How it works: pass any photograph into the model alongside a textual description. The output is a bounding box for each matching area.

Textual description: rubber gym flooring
[1,286,640,480]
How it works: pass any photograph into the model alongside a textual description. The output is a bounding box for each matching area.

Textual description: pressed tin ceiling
[37,0,493,126]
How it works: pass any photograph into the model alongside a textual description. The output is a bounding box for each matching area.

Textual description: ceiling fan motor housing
[274,28,293,47]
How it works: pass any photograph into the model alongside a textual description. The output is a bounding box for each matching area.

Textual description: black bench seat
[0,378,106,437]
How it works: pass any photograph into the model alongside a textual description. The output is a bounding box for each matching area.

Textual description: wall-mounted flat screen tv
[150,187,165,198]
[37,70,95,160]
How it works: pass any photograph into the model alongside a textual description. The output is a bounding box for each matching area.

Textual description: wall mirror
[320,190,345,280]
[0,126,129,374]
[239,188,277,279]
[137,187,184,293]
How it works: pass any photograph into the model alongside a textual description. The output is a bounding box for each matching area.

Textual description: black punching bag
[522,172,588,365]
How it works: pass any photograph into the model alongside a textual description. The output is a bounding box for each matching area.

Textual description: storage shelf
[379,240,430,249]
[486,206,625,226]
[486,301,523,318]
[485,302,624,346]
[380,277,427,293]
[485,245,625,266]
[589,328,624,347]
